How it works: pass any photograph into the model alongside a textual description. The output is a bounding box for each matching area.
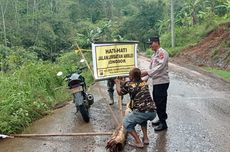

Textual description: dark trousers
[152,83,169,122]
[107,78,115,99]
[107,78,123,100]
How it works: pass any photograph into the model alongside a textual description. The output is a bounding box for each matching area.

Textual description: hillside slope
[174,22,230,70]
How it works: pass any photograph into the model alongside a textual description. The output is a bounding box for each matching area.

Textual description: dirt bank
[173,22,230,70]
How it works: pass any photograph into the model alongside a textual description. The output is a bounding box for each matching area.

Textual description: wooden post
[75,43,94,76]
[10,132,113,138]
[118,95,123,121]
[106,102,131,152]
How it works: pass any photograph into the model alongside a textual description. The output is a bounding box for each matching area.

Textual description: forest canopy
[0,0,229,63]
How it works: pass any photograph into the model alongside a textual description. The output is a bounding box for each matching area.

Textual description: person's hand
[142,75,149,82]
[140,69,145,73]
[114,78,121,84]
[141,70,148,77]
[125,77,130,82]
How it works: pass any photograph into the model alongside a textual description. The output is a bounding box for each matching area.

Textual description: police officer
[141,36,170,131]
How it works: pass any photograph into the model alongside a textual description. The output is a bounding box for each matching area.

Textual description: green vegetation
[161,16,229,57]
[204,67,230,81]
[0,62,69,133]
[0,46,93,134]
[0,0,229,134]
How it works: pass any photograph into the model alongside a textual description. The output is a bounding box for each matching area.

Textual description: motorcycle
[57,60,94,122]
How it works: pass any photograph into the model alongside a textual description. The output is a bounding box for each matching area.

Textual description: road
[0,56,230,152]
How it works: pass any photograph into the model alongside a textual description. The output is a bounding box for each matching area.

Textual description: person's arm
[142,75,149,82]
[140,69,149,81]
[114,78,128,96]
[114,78,122,96]
[141,70,148,77]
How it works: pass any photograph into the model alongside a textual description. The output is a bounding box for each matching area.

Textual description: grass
[204,67,230,82]
[0,62,70,134]
[0,51,94,134]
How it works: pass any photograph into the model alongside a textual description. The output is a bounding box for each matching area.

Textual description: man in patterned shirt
[115,68,156,148]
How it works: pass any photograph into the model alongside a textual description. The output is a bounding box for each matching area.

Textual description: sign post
[92,41,138,81]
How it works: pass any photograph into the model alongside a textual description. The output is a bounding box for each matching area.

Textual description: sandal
[128,141,144,148]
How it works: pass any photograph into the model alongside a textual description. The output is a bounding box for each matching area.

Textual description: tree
[0,0,9,46]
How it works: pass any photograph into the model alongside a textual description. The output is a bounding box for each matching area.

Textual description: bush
[57,51,94,85]
[145,48,153,57]
[0,45,38,72]
[0,62,70,134]
[0,48,96,134]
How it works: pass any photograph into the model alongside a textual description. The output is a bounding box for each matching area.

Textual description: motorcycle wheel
[75,92,90,122]
[79,105,90,123]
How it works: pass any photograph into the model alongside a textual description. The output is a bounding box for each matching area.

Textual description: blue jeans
[123,109,156,132]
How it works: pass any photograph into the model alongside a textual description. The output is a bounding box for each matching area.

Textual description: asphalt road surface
[0,56,230,152]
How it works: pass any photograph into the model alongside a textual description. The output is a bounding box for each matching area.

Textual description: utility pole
[171,0,175,47]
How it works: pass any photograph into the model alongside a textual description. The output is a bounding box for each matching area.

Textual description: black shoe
[122,103,126,106]
[152,120,160,126]
[109,99,114,105]
[154,123,168,131]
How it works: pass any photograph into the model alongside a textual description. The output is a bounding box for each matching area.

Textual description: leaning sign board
[92,41,138,80]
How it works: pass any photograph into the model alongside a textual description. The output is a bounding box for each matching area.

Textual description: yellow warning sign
[92,42,138,80]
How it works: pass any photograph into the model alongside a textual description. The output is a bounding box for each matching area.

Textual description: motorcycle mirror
[80,59,85,63]
[57,71,63,76]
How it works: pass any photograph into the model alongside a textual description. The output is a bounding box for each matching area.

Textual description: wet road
[0,56,230,152]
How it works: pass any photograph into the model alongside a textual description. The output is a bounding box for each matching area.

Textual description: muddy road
[1,56,230,152]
